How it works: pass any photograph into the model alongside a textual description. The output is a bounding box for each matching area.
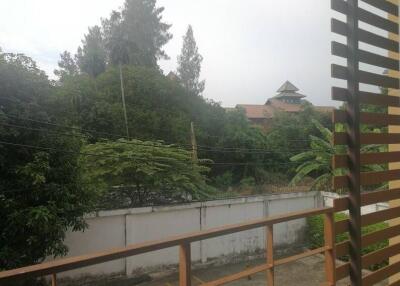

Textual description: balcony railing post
[324,211,336,285]
[51,273,57,286]
[179,243,191,286]
[266,224,274,286]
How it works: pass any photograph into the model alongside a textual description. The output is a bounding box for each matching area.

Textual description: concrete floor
[72,255,388,286]
[79,255,387,286]
[144,256,387,286]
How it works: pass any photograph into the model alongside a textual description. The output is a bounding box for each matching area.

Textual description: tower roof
[272,80,306,100]
[277,81,299,93]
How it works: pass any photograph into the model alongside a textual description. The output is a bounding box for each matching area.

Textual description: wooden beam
[332,87,400,107]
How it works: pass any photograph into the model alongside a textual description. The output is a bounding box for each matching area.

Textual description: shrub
[307,213,388,270]
[239,177,256,188]
[213,171,233,190]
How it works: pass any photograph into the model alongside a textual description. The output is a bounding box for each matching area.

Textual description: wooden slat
[332,64,399,88]
[336,224,400,257]
[333,188,400,212]
[333,196,350,212]
[336,263,349,281]
[363,242,400,268]
[335,242,400,280]
[389,279,400,286]
[335,218,350,234]
[363,205,400,226]
[334,169,400,189]
[332,18,399,52]
[362,0,399,16]
[332,87,400,107]
[332,41,399,70]
[332,0,399,34]
[334,132,400,145]
[335,205,400,234]
[333,110,400,126]
[334,152,400,168]
[0,207,333,282]
[363,260,400,286]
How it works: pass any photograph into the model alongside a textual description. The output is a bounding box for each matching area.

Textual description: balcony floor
[146,256,387,286]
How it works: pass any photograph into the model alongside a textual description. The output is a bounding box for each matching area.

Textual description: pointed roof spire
[268,80,306,103]
[277,80,299,93]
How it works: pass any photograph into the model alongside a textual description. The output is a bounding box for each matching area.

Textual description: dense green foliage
[290,119,385,192]
[264,104,331,174]
[290,119,340,190]
[0,52,98,271]
[307,213,388,270]
[81,139,212,207]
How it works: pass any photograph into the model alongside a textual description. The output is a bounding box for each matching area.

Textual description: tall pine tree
[102,0,172,67]
[76,25,107,78]
[54,51,79,80]
[177,25,205,96]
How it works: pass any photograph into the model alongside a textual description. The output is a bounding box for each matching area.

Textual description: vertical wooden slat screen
[331,0,400,285]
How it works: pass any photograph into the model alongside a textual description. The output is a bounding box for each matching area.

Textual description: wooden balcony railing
[332,188,400,286]
[0,206,336,286]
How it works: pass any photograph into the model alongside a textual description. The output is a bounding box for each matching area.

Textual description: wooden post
[190,122,198,163]
[346,1,362,285]
[51,273,57,286]
[119,63,130,139]
[179,243,191,286]
[266,225,274,286]
[324,212,336,285]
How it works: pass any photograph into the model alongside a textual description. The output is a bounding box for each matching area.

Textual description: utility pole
[119,63,130,139]
[190,122,198,163]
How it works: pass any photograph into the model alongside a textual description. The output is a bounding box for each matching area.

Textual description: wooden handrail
[0,206,333,285]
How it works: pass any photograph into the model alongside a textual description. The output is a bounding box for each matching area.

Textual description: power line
[0,118,313,155]
[0,140,302,167]
[1,114,312,147]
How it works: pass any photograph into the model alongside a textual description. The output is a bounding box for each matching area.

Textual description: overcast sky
[0,0,343,107]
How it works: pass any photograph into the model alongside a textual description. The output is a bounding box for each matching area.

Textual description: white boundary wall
[55,191,320,279]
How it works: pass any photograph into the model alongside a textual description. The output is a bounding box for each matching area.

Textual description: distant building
[234,81,333,129]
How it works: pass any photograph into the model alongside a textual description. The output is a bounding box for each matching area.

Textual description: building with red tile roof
[234,81,333,130]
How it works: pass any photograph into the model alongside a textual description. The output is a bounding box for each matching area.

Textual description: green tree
[54,51,79,80]
[81,139,211,207]
[177,25,205,96]
[76,25,107,78]
[265,104,331,175]
[290,119,384,191]
[0,51,98,274]
[102,0,172,67]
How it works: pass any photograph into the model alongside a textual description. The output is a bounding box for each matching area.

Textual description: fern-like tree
[81,139,212,207]
[290,119,384,191]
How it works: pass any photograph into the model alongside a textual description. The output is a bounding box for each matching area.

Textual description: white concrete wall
[57,191,320,279]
